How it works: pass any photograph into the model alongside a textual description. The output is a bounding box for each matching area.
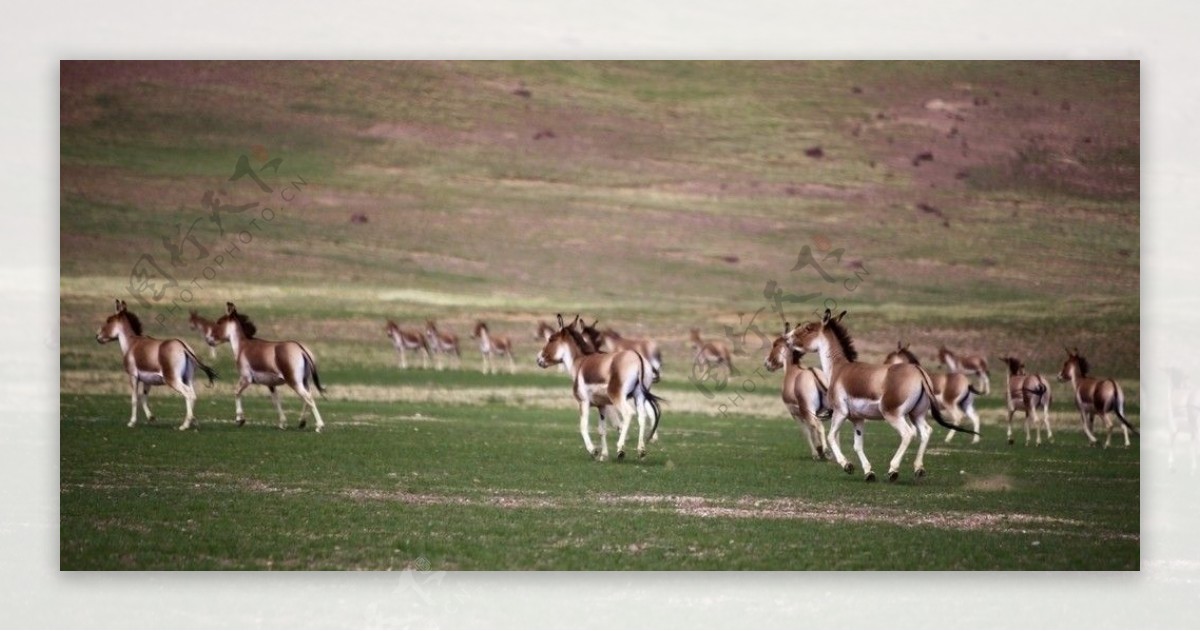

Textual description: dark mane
[896,347,920,365]
[122,310,144,335]
[1075,354,1090,377]
[824,317,858,362]
[565,324,598,355]
[790,349,803,365]
[231,311,258,339]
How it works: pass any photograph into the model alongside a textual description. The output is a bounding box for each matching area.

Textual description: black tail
[1112,380,1138,436]
[184,346,217,385]
[633,352,664,440]
[917,367,977,435]
[302,346,326,397]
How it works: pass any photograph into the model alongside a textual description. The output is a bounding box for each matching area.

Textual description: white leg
[1043,402,1054,443]
[1080,409,1098,445]
[296,387,324,432]
[883,413,914,481]
[852,420,874,480]
[1024,406,1033,446]
[614,400,635,460]
[179,383,197,431]
[1101,413,1114,448]
[139,383,155,424]
[634,396,648,458]
[234,377,251,426]
[399,345,408,369]
[1005,407,1015,445]
[912,415,932,476]
[826,412,852,473]
[966,404,981,444]
[480,352,488,374]
[793,408,819,460]
[128,375,140,427]
[580,401,598,458]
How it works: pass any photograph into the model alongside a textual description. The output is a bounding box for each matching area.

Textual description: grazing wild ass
[884,342,983,444]
[385,320,433,370]
[208,302,327,432]
[998,356,1053,446]
[689,328,733,379]
[1058,348,1137,448]
[786,310,976,482]
[424,319,462,370]
[537,314,662,461]
[471,321,516,374]
[937,346,991,394]
[187,310,220,359]
[97,299,217,430]
[763,322,830,461]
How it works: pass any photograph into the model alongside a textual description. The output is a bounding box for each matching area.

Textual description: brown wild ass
[536,320,555,342]
[187,310,220,359]
[208,302,327,432]
[424,319,462,370]
[537,314,662,461]
[763,322,830,461]
[937,346,991,394]
[97,300,217,430]
[998,356,1053,446]
[786,310,976,482]
[884,342,983,444]
[471,321,516,374]
[689,328,733,379]
[1058,348,1136,447]
[385,320,433,369]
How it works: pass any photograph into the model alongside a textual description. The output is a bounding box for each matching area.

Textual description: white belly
[136,371,165,386]
[251,370,286,386]
[845,397,882,419]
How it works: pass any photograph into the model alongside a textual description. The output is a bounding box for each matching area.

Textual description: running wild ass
[580,321,662,383]
[884,342,983,444]
[786,310,976,482]
[998,355,1053,446]
[537,314,662,461]
[1058,348,1136,448]
[208,302,327,432]
[97,300,217,430]
[689,328,733,379]
[937,345,991,395]
[763,322,830,461]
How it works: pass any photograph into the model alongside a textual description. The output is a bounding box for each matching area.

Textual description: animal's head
[384,320,399,336]
[537,314,581,368]
[96,299,141,343]
[763,321,793,372]
[209,301,255,345]
[884,341,919,366]
[472,321,487,338]
[1058,347,1089,381]
[578,318,605,352]
[785,309,849,358]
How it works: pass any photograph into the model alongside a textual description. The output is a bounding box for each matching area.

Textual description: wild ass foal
[471,321,516,374]
[424,319,462,370]
[937,346,991,394]
[1058,348,1137,448]
[537,315,662,461]
[787,310,977,482]
[97,300,217,430]
[208,302,327,432]
[884,342,983,444]
[385,320,432,369]
[998,356,1053,446]
[764,322,830,461]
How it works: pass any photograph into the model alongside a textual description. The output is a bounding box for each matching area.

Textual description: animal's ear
[556,314,564,328]
[783,322,790,335]
[821,308,832,323]
[1073,346,1080,355]
[897,341,904,350]
[227,302,237,315]
[115,299,123,313]
[590,319,598,329]
[834,311,847,323]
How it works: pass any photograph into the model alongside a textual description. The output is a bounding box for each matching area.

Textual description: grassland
[60,61,1139,570]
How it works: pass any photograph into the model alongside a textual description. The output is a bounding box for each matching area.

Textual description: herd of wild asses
[94,301,1139,481]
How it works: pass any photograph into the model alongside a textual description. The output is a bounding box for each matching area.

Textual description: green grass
[61,390,1138,570]
[61,61,1140,569]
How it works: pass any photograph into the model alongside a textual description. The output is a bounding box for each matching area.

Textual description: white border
[7,1,1198,627]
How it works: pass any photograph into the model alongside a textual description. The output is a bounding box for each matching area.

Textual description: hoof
[865,471,877,483]
[591,448,601,457]
[617,450,626,461]
[177,425,188,431]
[842,462,855,475]
[887,470,899,483]
[315,425,323,434]
[1007,438,1014,445]
[127,421,137,428]
[638,449,647,459]
[298,420,307,429]
[146,416,156,424]
[236,418,246,427]
[915,467,926,479]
